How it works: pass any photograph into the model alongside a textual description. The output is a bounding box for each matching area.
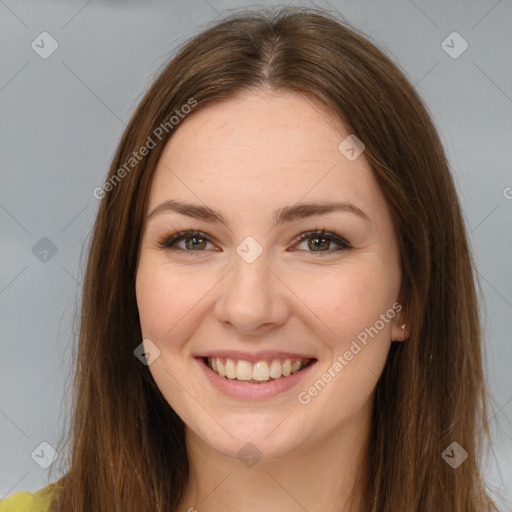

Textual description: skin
[135,89,408,512]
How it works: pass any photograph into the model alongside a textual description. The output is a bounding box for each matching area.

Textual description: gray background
[1,0,511,508]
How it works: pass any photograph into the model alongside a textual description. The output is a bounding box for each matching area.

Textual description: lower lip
[196,357,317,400]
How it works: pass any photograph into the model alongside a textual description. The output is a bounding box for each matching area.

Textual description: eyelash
[156,228,351,257]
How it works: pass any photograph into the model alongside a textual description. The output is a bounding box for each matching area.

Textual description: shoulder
[0,483,56,512]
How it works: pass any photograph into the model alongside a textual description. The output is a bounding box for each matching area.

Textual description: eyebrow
[145,199,371,226]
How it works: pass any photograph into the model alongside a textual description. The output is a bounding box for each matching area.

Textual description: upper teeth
[207,357,311,382]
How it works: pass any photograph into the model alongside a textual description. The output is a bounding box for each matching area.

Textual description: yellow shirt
[0,484,56,512]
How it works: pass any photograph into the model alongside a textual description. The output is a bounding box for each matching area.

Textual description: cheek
[135,257,203,344]
[291,269,396,420]
[290,258,399,414]
[290,259,400,345]
[136,254,231,358]
[135,260,198,408]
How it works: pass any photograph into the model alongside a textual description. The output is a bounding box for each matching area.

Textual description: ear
[391,312,409,342]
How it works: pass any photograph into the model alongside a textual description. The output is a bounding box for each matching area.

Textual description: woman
[0,5,500,512]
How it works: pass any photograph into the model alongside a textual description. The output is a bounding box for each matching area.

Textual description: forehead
[146,90,385,222]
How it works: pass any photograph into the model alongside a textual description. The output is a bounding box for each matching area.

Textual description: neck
[176,401,371,512]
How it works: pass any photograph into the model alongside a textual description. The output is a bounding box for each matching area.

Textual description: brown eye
[183,236,207,250]
[158,230,215,254]
[293,229,351,254]
[157,229,351,256]
[307,236,331,251]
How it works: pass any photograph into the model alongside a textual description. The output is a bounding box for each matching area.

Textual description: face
[135,89,404,461]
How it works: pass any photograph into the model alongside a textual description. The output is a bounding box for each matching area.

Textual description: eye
[156,228,351,256]
[291,229,351,254]
[157,230,215,256]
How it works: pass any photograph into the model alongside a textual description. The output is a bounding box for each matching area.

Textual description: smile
[196,354,318,399]
[206,356,313,383]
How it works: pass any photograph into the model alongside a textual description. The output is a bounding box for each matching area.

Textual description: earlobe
[392,322,408,342]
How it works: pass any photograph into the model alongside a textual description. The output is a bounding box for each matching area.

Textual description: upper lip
[196,350,316,362]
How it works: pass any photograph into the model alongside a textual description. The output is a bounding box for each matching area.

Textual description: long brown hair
[47,5,499,511]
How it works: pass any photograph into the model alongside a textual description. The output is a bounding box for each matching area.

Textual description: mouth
[203,356,316,384]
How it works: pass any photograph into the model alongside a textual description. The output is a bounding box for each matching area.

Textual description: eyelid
[157,230,217,253]
[292,229,351,251]
[157,228,351,254]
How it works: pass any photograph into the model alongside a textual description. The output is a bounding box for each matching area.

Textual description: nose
[214,250,289,336]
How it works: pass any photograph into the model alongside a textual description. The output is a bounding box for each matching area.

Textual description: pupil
[309,237,328,251]
[186,237,205,250]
